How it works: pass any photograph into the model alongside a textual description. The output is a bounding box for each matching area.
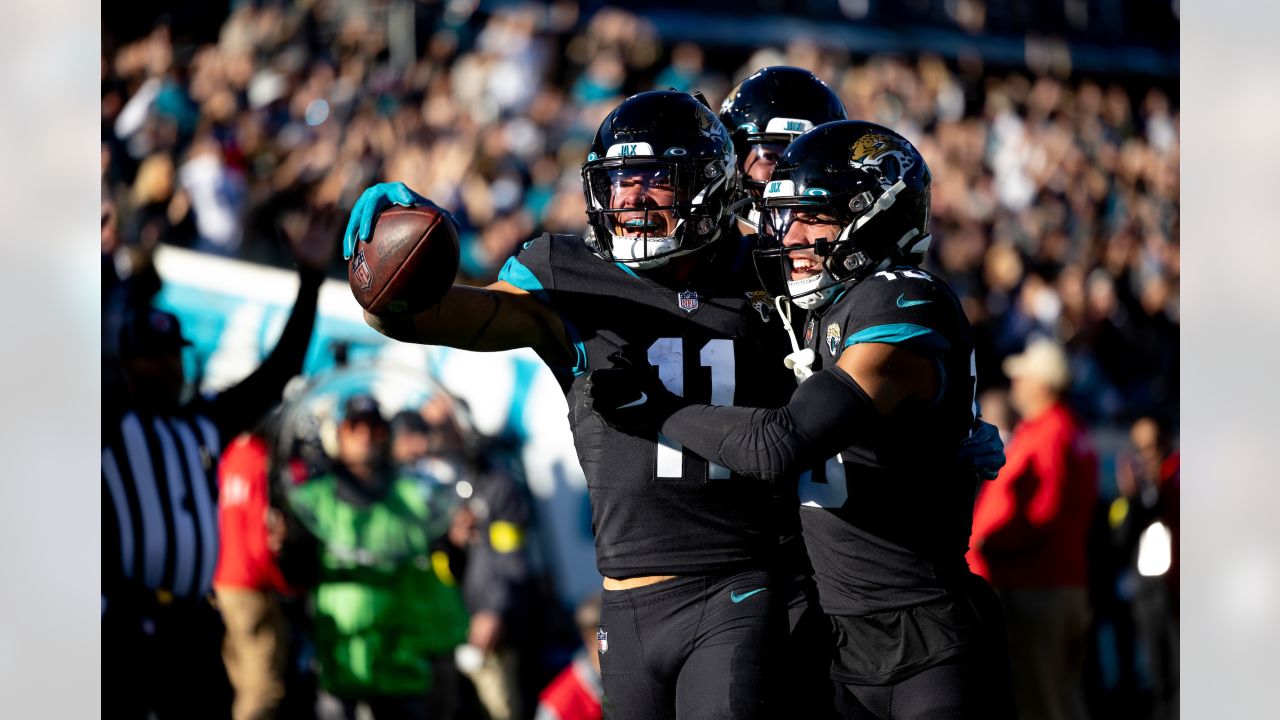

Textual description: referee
[102,212,335,719]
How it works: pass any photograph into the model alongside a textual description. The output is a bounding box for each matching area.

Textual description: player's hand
[585,350,682,432]
[342,181,431,260]
[468,610,503,653]
[958,420,1005,481]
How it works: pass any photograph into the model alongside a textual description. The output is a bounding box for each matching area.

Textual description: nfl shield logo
[677,290,699,313]
[351,249,373,293]
[597,628,609,654]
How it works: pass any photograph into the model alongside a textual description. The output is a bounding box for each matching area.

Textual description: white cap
[1002,338,1070,392]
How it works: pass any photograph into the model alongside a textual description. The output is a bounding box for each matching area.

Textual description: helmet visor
[585,165,685,239]
[741,142,787,193]
[754,206,849,302]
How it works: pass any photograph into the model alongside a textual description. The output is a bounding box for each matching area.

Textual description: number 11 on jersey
[648,338,735,480]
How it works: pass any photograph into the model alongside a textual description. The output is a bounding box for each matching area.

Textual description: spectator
[213,428,304,720]
[101,209,335,719]
[535,596,604,720]
[423,395,535,720]
[284,395,469,720]
[1113,416,1180,719]
[968,339,1099,720]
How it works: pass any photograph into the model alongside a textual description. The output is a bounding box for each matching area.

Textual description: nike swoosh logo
[896,293,932,308]
[730,587,766,603]
[618,392,648,409]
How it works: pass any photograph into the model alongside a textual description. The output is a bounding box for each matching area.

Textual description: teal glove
[342,182,431,260]
[958,420,1006,481]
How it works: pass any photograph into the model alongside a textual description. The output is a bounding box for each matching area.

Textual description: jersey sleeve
[496,233,589,378]
[497,233,555,302]
[837,268,958,357]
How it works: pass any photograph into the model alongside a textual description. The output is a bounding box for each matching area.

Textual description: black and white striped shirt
[102,269,322,602]
[102,410,223,599]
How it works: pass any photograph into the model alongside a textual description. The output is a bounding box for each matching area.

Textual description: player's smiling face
[780,211,841,281]
[609,168,677,237]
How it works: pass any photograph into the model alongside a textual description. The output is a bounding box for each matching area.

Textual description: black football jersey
[795,266,979,615]
[499,233,799,578]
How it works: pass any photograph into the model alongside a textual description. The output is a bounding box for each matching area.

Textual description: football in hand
[348,205,460,317]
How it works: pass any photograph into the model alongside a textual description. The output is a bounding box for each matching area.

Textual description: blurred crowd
[102,2,1178,719]
[101,0,1178,425]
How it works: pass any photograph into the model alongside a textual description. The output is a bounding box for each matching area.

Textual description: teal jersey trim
[497,256,587,376]
[614,262,641,279]
[498,256,548,301]
[843,323,951,353]
[563,320,589,377]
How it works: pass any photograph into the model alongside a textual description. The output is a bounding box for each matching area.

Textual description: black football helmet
[753,120,932,309]
[581,91,737,269]
[719,67,847,227]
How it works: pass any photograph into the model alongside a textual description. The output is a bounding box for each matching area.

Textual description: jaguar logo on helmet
[850,133,916,188]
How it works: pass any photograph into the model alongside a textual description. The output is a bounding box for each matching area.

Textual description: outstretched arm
[363,281,574,366]
[205,208,339,438]
[345,183,574,367]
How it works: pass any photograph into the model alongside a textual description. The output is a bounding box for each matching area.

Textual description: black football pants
[598,567,787,720]
[831,578,1017,720]
[783,568,840,719]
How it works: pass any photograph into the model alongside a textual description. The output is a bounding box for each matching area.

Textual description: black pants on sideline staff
[102,591,233,719]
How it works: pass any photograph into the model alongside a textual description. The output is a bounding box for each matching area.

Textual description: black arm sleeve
[660,366,877,483]
[205,268,323,439]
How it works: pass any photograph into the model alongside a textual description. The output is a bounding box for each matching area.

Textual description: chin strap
[775,295,815,383]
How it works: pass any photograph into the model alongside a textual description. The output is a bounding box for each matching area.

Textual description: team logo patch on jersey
[826,323,842,356]
[805,317,816,346]
[351,249,373,292]
[745,291,773,322]
[597,628,609,654]
[678,290,700,313]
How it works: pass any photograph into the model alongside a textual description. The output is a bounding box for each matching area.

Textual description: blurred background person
[101,211,334,719]
[1111,416,1180,720]
[535,596,603,720]
[421,395,536,720]
[214,428,297,720]
[214,411,322,720]
[283,395,469,720]
[969,339,1099,720]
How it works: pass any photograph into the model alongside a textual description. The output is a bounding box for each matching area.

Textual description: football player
[586,121,1017,719]
[717,64,850,716]
[345,91,796,720]
[719,66,848,235]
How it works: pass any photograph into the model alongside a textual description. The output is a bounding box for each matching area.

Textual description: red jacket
[213,434,296,595]
[968,402,1097,588]
[536,652,602,720]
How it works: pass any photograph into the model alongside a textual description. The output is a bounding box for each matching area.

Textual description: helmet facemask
[754,178,931,310]
[583,156,732,269]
